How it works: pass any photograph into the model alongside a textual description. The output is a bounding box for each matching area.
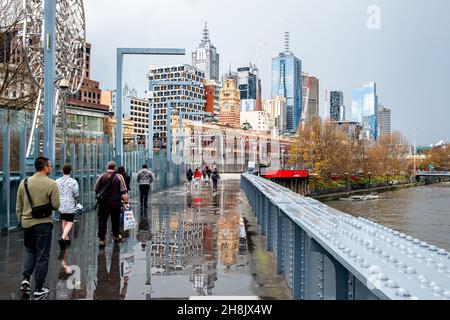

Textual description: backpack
[95,173,116,209]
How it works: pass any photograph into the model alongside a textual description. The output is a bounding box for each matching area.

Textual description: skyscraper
[378,105,391,137]
[192,22,220,82]
[237,66,257,112]
[330,91,344,121]
[352,82,379,140]
[271,32,302,133]
[301,72,319,123]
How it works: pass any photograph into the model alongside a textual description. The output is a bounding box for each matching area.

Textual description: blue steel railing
[417,171,450,177]
[241,173,450,300]
[1,134,184,233]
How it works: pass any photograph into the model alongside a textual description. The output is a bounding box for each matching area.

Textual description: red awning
[262,170,310,179]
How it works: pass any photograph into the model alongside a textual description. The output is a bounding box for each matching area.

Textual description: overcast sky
[85,0,450,146]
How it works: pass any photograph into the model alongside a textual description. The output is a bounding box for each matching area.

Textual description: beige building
[240,111,273,132]
[219,78,241,128]
[105,116,135,145]
[263,96,286,133]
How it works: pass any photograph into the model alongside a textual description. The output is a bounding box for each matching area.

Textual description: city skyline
[84,0,450,145]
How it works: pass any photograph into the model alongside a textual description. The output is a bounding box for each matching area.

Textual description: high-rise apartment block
[378,105,391,137]
[148,64,205,139]
[330,91,345,121]
[263,96,286,133]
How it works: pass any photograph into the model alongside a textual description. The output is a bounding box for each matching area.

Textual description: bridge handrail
[242,173,450,300]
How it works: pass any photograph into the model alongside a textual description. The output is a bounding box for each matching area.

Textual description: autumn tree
[367,132,410,176]
[425,145,450,170]
[289,117,352,179]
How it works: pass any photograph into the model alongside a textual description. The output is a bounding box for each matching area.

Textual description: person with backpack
[94,161,129,247]
[16,157,60,299]
[211,168,220,190]
[137,164,155,208]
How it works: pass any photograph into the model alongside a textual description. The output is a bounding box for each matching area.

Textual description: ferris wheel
[22,0,86,156]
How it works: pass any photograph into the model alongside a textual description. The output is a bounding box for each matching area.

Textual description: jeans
[139,185,150,206]
[22,223,53,289]
[98,206,121,240]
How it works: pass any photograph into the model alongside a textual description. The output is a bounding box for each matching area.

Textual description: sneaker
[33,287,49,299]
[99,240,106,247]
[20,279,31,292]
[58,238,67,250]
[113,235,122,243]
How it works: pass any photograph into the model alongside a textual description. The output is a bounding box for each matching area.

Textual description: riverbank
[313,182,424,202]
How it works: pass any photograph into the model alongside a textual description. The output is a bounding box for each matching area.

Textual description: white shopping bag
[123,209,136,231]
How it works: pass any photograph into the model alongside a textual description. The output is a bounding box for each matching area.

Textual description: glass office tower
[271,37,302,133]
[351,82,379,140]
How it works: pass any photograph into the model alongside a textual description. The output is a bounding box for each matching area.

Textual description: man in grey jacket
[137,164,155,208]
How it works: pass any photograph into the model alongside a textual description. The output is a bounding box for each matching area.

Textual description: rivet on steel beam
[428,245,438,252]
[406,267,416,274]
[377,273,388,281]
[386,280,399,288]
[395,288,410,297]
[437,249,447,256]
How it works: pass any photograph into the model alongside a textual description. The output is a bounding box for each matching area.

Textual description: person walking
[56,164,80,250]
[137,164,155,208]
[16,157,60,299]
[194,168,202,188]
[117,166,131,192]
[206,165,212,181]
[186,168,194,187]
[211,168,220,190]
[95,161,129,247]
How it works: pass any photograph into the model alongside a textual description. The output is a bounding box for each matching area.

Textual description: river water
[327,183,450,252]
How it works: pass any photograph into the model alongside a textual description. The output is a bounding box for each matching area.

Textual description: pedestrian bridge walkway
[0,177,289,300]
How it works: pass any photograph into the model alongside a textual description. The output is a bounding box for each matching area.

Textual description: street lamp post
[368,171,372,192]
[281,148,285,169]
[344,172,349,191]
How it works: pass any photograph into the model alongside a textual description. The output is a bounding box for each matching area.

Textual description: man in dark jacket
[95,161,129,247]
[211,168,220,190]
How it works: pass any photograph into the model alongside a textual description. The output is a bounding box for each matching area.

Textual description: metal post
[166,101,172,163]
[116,50,124,166]
[34,128,39,160]
[148,84,154,167]
[70,144,76,178]
[60,143,66,173]
[2,125,11,230]
[43,0,57,171]
[20,128,27,180]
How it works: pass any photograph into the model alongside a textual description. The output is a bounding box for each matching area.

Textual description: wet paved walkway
[0,175,290,300]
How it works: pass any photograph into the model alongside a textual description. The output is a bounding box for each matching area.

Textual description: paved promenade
[0,175,290,300]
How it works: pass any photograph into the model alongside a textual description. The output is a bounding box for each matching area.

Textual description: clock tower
[219,78,240,127]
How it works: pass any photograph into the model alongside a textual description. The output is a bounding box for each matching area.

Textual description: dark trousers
[139,185,150,206]
[212,179,218,189]
[22,223,53,288]
[98,206,121,240]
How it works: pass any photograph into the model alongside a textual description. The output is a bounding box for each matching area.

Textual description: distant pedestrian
[211,168,220,190]
[206,165,212,181]
[137,164,155,208]
[117,166,131,192]
[95,161,129,247]
[194,168,202,188]
[186,168,194,185]
[56,164,80,250]
[16,157,60,299]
